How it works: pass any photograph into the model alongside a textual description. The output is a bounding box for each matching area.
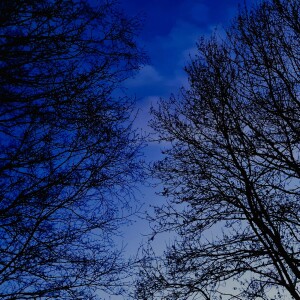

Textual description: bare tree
[135,0,300,299]
[0,0,146,299]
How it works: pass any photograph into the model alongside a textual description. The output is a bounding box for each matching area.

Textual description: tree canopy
[135,0,300,299]
[0,0,145,299]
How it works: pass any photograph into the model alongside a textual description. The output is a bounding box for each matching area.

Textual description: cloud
[126,65,163,87]
[125,64,178,99]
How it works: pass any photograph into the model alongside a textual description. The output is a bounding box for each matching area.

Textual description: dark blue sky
[122,0,242,92]
[119,0,250,137]
[116,0,250,262]
[100,1,254,299]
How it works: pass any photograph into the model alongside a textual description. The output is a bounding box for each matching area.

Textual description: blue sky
[116,0,249,259]
[121,0,246,137]
[97,1,254,299]
[123,0,240,91]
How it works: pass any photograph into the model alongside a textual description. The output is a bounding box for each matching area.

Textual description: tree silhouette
[0,0,145,299]
[135,0,300,299]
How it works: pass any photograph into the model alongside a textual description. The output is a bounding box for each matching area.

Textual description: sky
[114,0,251,274]
[95,1,255,299]
[121,0,248,148]
[123,0,241,94]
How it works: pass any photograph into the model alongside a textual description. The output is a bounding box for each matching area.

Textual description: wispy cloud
[126,65,163,87]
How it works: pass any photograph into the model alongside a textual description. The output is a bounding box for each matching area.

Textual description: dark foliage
[0,0,145,299]
[135,0,300,299]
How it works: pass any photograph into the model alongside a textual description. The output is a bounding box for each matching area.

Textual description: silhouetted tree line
[134,0,300,299]
[0,0,145,299]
